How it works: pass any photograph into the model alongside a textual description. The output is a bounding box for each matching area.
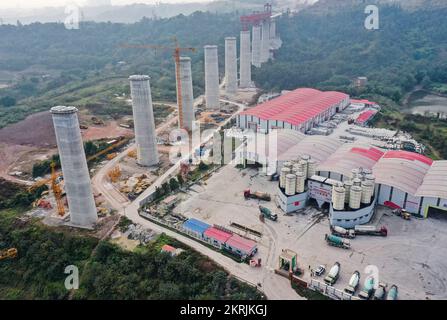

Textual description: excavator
[0,248,18,261]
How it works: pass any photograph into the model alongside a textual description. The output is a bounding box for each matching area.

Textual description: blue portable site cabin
[182,218,211,240]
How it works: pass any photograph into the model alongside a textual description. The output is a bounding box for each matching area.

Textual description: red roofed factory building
[237,88,350,133]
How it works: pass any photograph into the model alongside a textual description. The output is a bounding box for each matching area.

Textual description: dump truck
[244,189,271,201]
[331,225,356,239]
[325,234,351,249]
[373,283,387,300]
[386,285,398,300]
[259,206,278,221]
[344,271,360,295]
[324,262,340,285]
[354,225,388,237]
[358,275,375,300]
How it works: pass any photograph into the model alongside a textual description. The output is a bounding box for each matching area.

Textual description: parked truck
[324,262,341,285]
[325,234,351,249]
[386,285,398,300]
[358,275,375,300]
[344,271,360,294]
[373,283,387,300]
[259,206,278,221]
[354,225,388,237]
[331,225,356,239]
[244,189,271,201]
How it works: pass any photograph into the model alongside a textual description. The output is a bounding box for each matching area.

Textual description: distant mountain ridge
[307,0,447,14]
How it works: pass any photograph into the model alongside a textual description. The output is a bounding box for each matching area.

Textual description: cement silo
[239,30,252,88]
[50,106,97,228]
[332,185,346,211]
[260,20,270,63]
[349,186,363,210]
[176,57,195,131]
[129,75,159,167]
[285,174,297,196]
[225,37,238,95]
[204,45,220,110]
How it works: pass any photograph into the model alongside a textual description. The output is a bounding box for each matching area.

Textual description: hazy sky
[0,0,212,9]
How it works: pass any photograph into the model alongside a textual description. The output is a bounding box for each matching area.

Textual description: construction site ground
[174,164,447,300]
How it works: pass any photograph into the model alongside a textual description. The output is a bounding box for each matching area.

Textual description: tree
[0,96,16,107]
[169,178,179,191]
[177,174,184,186]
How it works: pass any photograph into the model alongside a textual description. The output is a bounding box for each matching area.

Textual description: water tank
[351,168,360,180]
[349,186,363,210]
[296,171,306,193]
[344,180,353,203]
[280,167,291,188]
[353,178,362,187]
[299,160,308,178]
[307,159,317,178]
[285,174,297,196]
[332,185,346,211]
[361,181,374,204]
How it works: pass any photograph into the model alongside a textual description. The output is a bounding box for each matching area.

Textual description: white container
[307,159,317,178]
[280,167,291,188]
[361,181,374,204]
[296,171,306,193]
[349,186,362,210]
[285,174,297,196]
[332,185,346,211]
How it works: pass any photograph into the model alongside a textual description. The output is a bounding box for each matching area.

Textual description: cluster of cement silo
[332,168,376,211]
[279,155,317,196]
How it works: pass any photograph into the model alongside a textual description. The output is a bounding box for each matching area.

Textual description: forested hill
[254,4,447,105]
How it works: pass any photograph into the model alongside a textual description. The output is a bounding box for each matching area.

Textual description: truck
[259,206,278,221]
[325,234,351,249]
[331,225,356,239]
[344,271,360,294]
[354,225,388,237]
[358,275,375,300]
[386,285,398,300]
[373,283,387,300]
[392,208,411,220]
[244,189,271,201]
[324,262,340,285]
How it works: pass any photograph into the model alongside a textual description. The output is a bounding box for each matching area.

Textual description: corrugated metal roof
[279,135,342,163]
[373,151,432,195]
[161,244,176,253]
[225,234,257,253]
[416,161,447,199]
[182,218,210,234]
[240,88,349,126]
[317,144,384,177]
[204,227,233,243]
[246,129,306,157]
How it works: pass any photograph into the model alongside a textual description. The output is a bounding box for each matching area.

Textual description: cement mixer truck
[386,285,398,300]
[325,234,351,249]
[324,262,341,285]
[344,271,360,295]
[331,226,356,239]
[358,275,376,300]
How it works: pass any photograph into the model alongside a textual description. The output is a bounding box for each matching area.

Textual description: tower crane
[0,248,18,261]
[50,161,65,217]
[120,37,196,130]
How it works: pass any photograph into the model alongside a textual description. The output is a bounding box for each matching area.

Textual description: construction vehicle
[344,271,361,295]
[354,225,388,237]
[259,205,278,221]
[392,208,411,220]
[331,225,355,239]
[386,285,398,300]
[358,275,376,300]
[127,149,137,159]
[324,262,340,285]
[0,248,18,261]
[120,37,196,130]
[244,189,271,201]
[325,234,351,249]
[373,283,387,300]
[91,116,105,126]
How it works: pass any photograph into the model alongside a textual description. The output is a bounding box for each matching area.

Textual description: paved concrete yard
[176,164,447,300]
